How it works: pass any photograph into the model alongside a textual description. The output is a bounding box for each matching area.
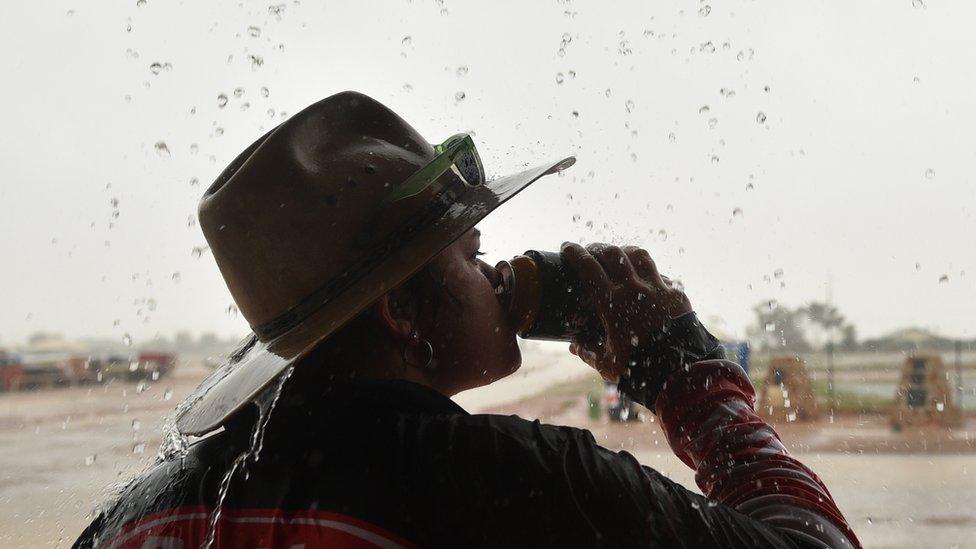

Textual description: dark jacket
[75,316,860,548]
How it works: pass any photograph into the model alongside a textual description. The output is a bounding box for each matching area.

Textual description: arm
[561,243,861,548]
[622,313,860,548]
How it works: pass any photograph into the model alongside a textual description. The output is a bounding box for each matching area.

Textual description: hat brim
[176,156,576,436]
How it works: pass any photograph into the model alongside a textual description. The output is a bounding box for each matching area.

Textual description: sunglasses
[382,133,486,204]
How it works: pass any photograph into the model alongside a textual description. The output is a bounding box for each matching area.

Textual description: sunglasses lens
[453,148,484,186]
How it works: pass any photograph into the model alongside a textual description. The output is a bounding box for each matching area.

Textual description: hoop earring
[402,330,434,369]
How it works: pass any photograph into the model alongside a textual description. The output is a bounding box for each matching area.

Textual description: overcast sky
[0,0,973,347]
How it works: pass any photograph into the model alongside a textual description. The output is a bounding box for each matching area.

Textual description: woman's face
[416,227,522,395]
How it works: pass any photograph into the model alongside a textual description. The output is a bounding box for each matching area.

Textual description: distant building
[862,328,959,352]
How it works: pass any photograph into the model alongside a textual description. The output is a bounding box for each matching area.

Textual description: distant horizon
[4,315,973,352]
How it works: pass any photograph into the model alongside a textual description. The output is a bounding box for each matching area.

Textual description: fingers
[621,246,667,288]
[586,243,638,284]
[561,242,612,305]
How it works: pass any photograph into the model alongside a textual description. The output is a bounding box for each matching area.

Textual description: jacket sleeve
[617,313,861,548]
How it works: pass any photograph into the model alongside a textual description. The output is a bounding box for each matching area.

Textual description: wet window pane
[0,2,973,547]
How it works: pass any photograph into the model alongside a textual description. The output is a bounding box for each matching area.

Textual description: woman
[75,92,860,548]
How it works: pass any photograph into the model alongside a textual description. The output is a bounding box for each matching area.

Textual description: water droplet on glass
[912,75,921,84]
[456,65,468,77]
[149,62,163,75]
[625,99,635,113]
[164,388,173,401]
[260,86,270,98]
[764,322,775,332]
[732,207,743,218]
[401,35,412,46]
[699,105,710,115]
[132,419,141,431]
[132,443,146,454]
[668,132,676,142]
[122,333,132,346]
[136,0,146,7]
[215,127,224,136]
[556,72,565,84]
[912,0,924,8]
[454,91,466,102]
[248,55,264,69]
[736,50,745,61]
[938,274,949,284]
[217,93,229,108]
[240,102,250,111]
[234,87,244,98]
[136,381,148,394]
[191,245,210,258]
[699,41,715,53]
[711,155,720,164]
[699,4,711,16]
[268,3,286,18]
[756,111,767,124]
[189,143,199,155]
[85,455,96,466]
[171,272,181,283]
[708,117,718,129]
[154,141,170,156]
[745,182,755,191]
[925,168,935,179]
[247,25,261,38]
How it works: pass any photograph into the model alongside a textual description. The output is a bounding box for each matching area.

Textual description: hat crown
[199,91,436,333]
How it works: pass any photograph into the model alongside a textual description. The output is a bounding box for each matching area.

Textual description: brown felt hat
[176,91,575,435]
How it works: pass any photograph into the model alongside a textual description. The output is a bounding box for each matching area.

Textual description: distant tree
[28,331,63,345]
[800,301,858,351]
[840,324,857,350]
[198,332,219,349]
[747,302,811,351]
[174,331,195,350]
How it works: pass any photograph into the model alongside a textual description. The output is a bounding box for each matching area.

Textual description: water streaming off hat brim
[176,156,576,436]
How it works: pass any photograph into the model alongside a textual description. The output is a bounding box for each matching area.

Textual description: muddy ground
[0,350,973,548]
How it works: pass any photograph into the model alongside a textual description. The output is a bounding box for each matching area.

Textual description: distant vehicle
[17,353,73,388]
[89,352,177,382]
[0,352,26,391]
[604,382,640,422]
[137,352,177,380]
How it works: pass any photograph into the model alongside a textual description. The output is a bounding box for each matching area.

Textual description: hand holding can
[560,242,692,382]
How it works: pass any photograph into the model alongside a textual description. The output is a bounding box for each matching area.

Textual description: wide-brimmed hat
[176,91,574,436]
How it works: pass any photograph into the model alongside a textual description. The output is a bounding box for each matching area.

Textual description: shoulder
[406,414,613,463]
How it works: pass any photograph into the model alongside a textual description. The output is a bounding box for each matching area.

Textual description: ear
[375,293,414,341]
